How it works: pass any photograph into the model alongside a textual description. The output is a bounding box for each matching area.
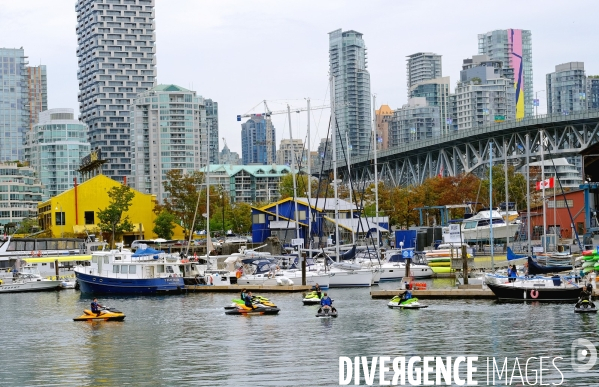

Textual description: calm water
[0,281,598,386]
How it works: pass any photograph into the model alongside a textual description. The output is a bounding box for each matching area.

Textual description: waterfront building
[375,105,393,150]
[455,55,516,130]
[0,162,43,228]
[24,109,90,201]
[37,174,184,241]
[0,48,47,162]
[204,164,291,203]
[205,99,219,165]
[219,142,240,165]
[241,114,276,165]
[478,29,533,119]
[276,139,307,167]
[546,62,588,115]
[406,52,442,94]
[525,158,583,190]
[388,98,440,147]
[76,0,157,184]
[329,29,372,158]
[409,76,451,135]
[130,84,206,202]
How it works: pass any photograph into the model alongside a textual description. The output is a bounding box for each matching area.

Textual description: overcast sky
[2,0,598,156]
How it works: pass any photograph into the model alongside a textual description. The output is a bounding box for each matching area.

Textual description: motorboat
[235,258,330,288]
[73,306,125,321]
[74,244,185,294]
[461,209,519,243]
[225,304,280,316]
[387,295,428,309]
[0,272,62,293]
[379,250,433,280]
[316,305,338,318]
[484,273,581,301]
[60,279,77,289]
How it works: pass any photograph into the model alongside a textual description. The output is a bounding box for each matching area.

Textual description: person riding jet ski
[318,292,336,314]
[575,284,595,308]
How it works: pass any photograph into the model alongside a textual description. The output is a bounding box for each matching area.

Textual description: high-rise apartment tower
[76,0,157,183]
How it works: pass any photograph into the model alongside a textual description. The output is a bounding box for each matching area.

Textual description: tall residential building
[388,98,440,148]
[276,139,307,167]
[76,0,157,184]
[0,48,47,162]
[24,109,90,201]
[406,52,442,93]
[329,29,372,158]
[546,62,587,115]
[27,65,47,131]
[478,29,533,119]
[375,105,393,150]
[588,77,599,110]
[241,114,276,165]
[409,76,451,135]
[455,55,516,130]
[205,99,219,164]
[130,85,206,202]
[219,142,240,165]
[0,162,43,226]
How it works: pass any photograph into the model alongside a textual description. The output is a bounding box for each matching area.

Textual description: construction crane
[237,101,330,165]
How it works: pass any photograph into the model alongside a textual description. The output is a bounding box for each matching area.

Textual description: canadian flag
[536,177,555,190]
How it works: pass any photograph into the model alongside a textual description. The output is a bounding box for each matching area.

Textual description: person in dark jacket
[576,284,595,308]
[244,291,256,309]
[91,298,104,316]
[314,283,322,299]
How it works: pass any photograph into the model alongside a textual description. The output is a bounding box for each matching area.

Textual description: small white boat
[60,279,77,289]
[0,273,62,293]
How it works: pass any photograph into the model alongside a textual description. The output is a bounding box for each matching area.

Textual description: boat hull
[75,272,184,295]
[328,269,372,287]
[237,272,330,289]
[0,280,61,293]
[486,282,580,301]
[379,264,434,281]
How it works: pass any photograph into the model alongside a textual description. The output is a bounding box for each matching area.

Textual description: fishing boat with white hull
[0,272,62,293]
[74,245,184,295]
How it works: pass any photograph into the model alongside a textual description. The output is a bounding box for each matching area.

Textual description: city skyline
[2,0,599,157]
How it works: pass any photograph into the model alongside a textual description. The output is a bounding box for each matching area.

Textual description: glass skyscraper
[546,62,587,115]
[24,109,90,201]
[76,0,157,184]
[0,48,47,162]
[406,52,442,94]
[478,29,533,119]
[241,115,276,165]
[205,98,219,165]
[329,29,372,158]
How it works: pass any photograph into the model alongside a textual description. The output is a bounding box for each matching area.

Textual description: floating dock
[371,288,496,299]
[185,284,312,293]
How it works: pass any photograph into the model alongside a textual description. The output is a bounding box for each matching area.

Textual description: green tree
[162,169,204,238]
[229,202,253,234]
[97,185,135,248]
[153,210,176,239]
[15,217,40,235]
[278,173,320,200]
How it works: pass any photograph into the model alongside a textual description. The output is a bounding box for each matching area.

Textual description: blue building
[251,197,389,247]
[241,114,276,165]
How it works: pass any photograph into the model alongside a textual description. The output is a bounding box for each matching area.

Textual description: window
[113,265,120,274]
[253,214,265,224]
[84,211,95,225]
[121,265,128,274]
[55,212,65,226]
[129,265,136,274]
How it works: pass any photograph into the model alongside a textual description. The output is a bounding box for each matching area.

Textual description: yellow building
[38,175,184,243]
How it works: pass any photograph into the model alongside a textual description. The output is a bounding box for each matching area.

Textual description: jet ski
[73,307,125,321]
[302,291,325,305]
[316,305,338,318]
[574,299,597,314]
[225,303,280,316]
[387,296,428,309]
[224,296,277,310]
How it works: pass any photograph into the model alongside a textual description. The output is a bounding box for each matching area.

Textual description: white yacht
[461,209,519,243]
[0,271,62,293]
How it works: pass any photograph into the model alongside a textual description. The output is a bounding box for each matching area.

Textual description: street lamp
[55,202,64,238]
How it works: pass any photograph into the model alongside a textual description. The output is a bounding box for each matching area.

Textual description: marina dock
[184,284,312,293]
[371,288,496,299]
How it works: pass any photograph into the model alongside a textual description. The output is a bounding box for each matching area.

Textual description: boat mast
[372,94,379,248]
[526,134,532,254]
[331,74,340,261]
[504,138,510,250]
[306,98,312,249]
[540,130,547,252]
[205,109,212,258]
[346,131,355,245]
[490,142,494,270]
[287,104,300,241]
